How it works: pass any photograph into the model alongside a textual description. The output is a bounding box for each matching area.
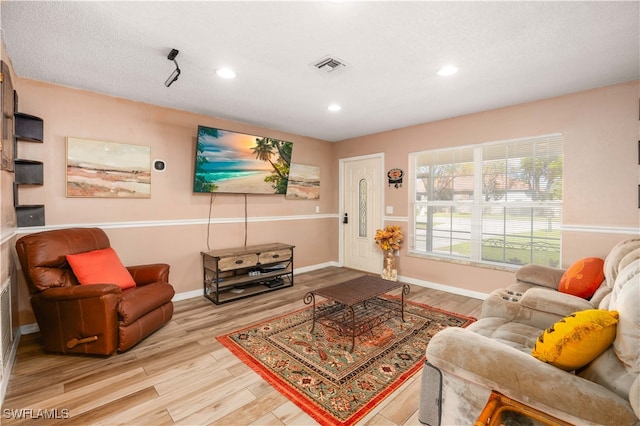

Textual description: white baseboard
[399,274,489,301]
[172,289,202,302]
[294,261,340,274]
[20,323,39,335]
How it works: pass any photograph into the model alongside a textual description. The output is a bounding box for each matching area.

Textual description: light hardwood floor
[4,267,482,425]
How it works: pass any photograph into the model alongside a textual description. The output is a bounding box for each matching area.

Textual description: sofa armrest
[515,264,565,289]
[426,327,638,425]
[519,287,594,317]
[127,263,170,286]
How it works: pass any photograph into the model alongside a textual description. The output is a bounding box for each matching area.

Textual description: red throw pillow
[558,257,604,299]
[66,247,136,290]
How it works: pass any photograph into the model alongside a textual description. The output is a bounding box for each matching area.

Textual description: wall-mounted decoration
[285,164,320,200]
[387,168,403,188]
[1,60,15,171]
[66,137,151,198]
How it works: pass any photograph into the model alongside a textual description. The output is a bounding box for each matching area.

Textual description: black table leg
[304,292,317,332]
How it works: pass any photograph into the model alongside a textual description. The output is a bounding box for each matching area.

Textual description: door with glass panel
[341,155,383,273]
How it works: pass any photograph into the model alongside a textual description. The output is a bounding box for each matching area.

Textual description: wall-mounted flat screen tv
[194,126,293,194]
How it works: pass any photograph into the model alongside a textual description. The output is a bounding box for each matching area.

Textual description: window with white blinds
[410,134,563,267]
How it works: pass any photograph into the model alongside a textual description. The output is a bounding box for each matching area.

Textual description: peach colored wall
[14,79,339,326]
[335,81,640,294]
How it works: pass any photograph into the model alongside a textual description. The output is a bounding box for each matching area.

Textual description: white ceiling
[1,1,639,142]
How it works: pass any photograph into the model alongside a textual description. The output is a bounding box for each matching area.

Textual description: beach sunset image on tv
[194,126,293,194]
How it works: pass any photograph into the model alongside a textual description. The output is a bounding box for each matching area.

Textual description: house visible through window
[410,134,563,268]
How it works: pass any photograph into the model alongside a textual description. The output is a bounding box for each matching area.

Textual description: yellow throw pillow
[531,309,618,371]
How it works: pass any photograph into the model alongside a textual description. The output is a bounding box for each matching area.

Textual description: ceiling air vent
[312,55,347,73]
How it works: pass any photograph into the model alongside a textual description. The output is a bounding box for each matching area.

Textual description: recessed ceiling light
[328,104,341,112]
[216,68,236,79]
[437,65,459,76]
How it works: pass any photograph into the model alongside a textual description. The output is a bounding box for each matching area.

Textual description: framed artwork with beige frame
[66,137,151,198]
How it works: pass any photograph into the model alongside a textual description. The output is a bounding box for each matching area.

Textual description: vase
[381,250,398,281]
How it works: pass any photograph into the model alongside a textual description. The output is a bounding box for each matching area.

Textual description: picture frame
[66,137,151,198]
[285,164,320,200]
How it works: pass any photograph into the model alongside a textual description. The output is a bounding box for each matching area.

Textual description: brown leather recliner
[16,227,175,355]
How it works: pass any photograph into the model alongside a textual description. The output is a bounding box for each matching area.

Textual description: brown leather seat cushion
[118,282,175,326]
[119,302,173,352]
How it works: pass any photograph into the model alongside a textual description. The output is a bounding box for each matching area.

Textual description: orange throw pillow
[558,257,604,299]
[66,247,136,290]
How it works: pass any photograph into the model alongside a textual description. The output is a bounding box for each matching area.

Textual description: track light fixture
[165,49,181,87]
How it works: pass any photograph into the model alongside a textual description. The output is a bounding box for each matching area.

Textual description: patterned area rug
[217,293,475,425]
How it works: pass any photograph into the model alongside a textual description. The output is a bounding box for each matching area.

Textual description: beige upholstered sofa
[419,238,640,425]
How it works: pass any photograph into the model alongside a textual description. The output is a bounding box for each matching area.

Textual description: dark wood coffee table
[303,275,410,351]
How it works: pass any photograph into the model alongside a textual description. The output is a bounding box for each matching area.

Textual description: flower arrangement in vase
[374,225,403,281]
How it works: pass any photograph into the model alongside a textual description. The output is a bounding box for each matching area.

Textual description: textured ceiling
[1,1,639,142]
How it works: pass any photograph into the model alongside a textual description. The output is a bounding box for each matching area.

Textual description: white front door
[340,154,383,273]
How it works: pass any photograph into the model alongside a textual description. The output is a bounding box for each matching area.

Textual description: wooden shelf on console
[201,242,294,305]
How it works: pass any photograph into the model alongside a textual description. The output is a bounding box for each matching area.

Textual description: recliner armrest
[515,264,565,289]
[31,286,120,355]
[37,284,121,301]
[127,263,170,286]
[520,287,594,317]
[426,327,638,425]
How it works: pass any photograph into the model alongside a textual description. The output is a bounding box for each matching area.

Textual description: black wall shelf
[14,159,43,185]
[16,205,45,228]
[14,112,45,227]
[14,113,43,142]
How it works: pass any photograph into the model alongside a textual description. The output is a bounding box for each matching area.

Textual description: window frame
[408,133,563,268]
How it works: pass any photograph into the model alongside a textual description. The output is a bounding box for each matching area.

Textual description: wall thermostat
[153,160,166,172]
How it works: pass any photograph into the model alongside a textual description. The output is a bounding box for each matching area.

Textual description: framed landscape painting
[66,137,151,198]
[285,164,320,200]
